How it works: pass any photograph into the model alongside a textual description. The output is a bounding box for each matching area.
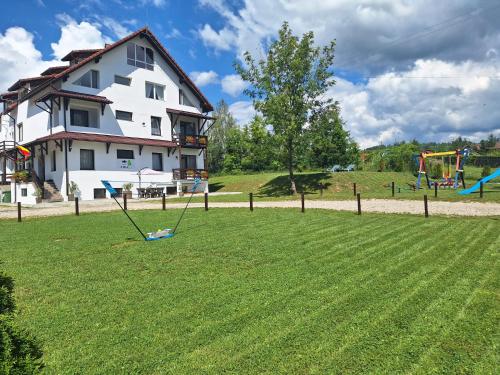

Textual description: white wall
[11,181,37,204]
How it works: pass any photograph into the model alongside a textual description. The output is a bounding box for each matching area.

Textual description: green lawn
[1,208,498,373]
[162,167,500,204]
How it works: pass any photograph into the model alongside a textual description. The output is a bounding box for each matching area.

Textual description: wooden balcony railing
[174,134,208,148]
[173,168,208,180]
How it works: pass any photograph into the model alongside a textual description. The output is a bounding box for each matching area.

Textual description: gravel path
[1,198,499,219]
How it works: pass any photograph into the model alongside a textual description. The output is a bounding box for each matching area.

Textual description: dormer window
[73,70,99,89]
[127,43,154,71]
[179,89,194,107]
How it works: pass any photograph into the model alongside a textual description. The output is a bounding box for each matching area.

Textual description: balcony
[174,134,208,148]
[173,168,208,180]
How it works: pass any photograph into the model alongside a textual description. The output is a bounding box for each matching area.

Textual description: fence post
[162,193,166,210]
[480,181,483,198]
[17,202,21,222]
[204,193,208,211]
[249,192,253,211]
[434,183,438,198]
[357,193,361,215]
[353,182,357,196]
[123,193,127,211]
[424,195,429,218]
[301,192,305,213]
[391,181,395,197]
[75,197,79,216]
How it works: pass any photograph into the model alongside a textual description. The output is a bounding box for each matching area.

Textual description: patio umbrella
[135,167,164,189]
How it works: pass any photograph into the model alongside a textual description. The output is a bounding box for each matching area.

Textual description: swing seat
[146,228,174,241]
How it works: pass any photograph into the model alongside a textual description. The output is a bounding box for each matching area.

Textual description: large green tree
[207,100,238,173]
[236,22,336,194]
[307,107,359,168]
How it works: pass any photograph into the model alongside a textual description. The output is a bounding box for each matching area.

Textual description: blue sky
[1,0,499,148]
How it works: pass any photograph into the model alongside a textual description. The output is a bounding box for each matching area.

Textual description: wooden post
[75,197,79,216]
[424,195,429,218]
[301,192,305,213]
[434,183,438,198]
[353,182,357,196]
[480,181,483,198]
[162,193,166,210]
[249,192,253,211]
[391,181,395,197]
[204,193,208,211]
[123,193,127,211]
[357,193,361,215]
[17,202,21,222]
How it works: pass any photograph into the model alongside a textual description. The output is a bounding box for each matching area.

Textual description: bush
[0,269,43,373]
[430,161,443,179]
[481,165,492,177]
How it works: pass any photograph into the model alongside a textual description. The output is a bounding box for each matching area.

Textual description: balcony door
[180,121,196,136]
[180,155,197,170]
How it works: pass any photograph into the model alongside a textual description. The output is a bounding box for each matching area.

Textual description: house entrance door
[37,155,45,182]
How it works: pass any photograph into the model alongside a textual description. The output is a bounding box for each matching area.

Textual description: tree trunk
[287,140,297,195]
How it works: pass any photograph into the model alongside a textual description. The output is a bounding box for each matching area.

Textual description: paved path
[1,198,499,219]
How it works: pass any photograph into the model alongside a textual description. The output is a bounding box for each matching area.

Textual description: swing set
[416,148,470,190]
[101,178,202,241]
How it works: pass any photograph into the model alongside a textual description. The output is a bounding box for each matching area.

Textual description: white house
[0,27,214,204]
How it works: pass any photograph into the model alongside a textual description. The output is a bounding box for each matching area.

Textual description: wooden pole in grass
[75,197,79,216]
[17,202,21,222]
[424,194,429,218]
[353,182,357,196]
[123,193,127,211]
[434,183,438,198]
[204,193,208,211]
[357,193,361,215]
[480,182,483,198]
[391,181,395,197]
[162,193,166,210]
[301,192,305,213]
[249,192,253,211]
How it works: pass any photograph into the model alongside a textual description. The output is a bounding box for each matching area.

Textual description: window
[181,155,197,169]
[117,149,134,159]
[80,149,95,170]
[145,82,164,100]
[73,70,99,88]
[179,89,194,107]
[51,150,56,171]
[152,153,163,171]
[21,188,27,197]
[127,43,154,70]
[116,110,133,121]
[17,123,23,142]
[94,188,106,199]
[180,121,196,136]
[70,108,98,128]
[151,116,162,136]
[114,75,131,86]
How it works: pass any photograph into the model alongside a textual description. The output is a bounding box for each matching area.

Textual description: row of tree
[208,101,359,175]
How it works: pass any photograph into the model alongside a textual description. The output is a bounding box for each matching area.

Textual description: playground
[0,208,498,373]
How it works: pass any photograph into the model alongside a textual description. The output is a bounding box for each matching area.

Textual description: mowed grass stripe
[217,219,471,372]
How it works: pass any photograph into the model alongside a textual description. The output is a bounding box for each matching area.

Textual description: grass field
[1,208,498,373]
[161,167,500,204]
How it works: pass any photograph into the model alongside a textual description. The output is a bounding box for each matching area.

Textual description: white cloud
[189,70,219,87]
[93,16,132,39]
[198,24,234,51]
[0,27,56,92]
[229,101,256,125]
[221,74,247,97]
[332,59,500,148]
[51,14,108,60]
[140,0,166,7]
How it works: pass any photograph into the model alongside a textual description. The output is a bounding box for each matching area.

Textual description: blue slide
[459,168,500,195]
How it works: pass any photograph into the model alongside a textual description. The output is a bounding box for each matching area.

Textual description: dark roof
[39,89,113,104]
[6,27,213,112]
[166,108,216,120]
[0,91,18,100]
[61,49,102,62]
[35,131,177,148]
[41,66,69,76]
[1,102,18,116]
[8,75,55,91]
